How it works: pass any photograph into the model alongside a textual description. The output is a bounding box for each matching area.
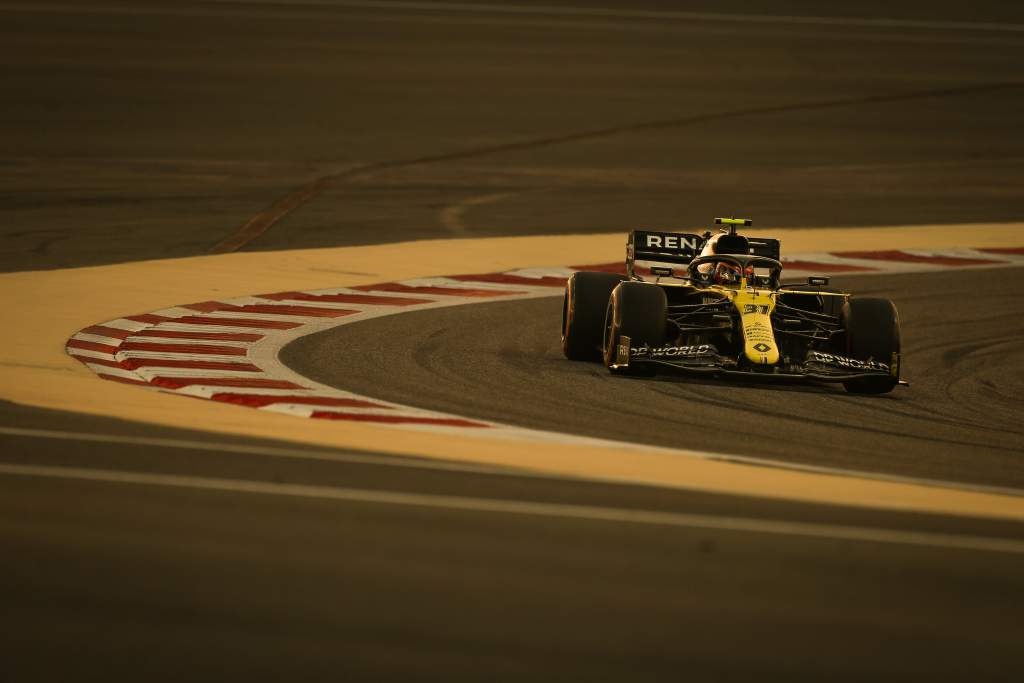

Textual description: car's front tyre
[603,282,667,376]
[841,297,901,394]
[562,271,627,361]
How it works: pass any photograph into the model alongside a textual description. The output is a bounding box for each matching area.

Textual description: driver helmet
[695,235,721,279]
[714,261,742,285]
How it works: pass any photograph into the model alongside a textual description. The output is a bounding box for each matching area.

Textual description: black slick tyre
[603,282,667,376]
[562,271,627,361]
[841,297,901,394]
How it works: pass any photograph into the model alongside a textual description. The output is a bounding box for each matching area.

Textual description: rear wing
[626,228,782,280]
[627,230,704,279]
[746,237,781,261]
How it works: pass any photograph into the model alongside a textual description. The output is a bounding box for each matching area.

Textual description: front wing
[615,338,902,384]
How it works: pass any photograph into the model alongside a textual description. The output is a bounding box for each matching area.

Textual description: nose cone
[742,317,780,365]
[735,293,780,366]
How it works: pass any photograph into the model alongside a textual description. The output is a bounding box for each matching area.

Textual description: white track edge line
[0,426,517,476]
[2,462,1023,554]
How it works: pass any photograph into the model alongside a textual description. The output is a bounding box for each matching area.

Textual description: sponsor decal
[744,320,774,345]
[743,303,770,315]
[632,343,715,359]
[644,234,699,251]
[616,335,631,366]
[740,315,778,364]
[808,351,889,372]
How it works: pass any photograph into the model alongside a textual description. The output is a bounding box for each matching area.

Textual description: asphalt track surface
[3,0,1024,270]
[3,1,1024,680]
[5,405,1024,682]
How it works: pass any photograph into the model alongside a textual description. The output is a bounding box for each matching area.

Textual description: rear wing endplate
[746,237,781,261]
[627,230,704,278]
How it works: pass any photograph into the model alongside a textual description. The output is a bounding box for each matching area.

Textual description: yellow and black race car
[561,218,905,394]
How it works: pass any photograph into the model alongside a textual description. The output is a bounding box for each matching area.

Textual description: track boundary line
[3,462,1024,553]
[5,424,1022,500]
[0,425,516,476]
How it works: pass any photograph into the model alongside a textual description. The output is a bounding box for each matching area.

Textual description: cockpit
[688,254,782,290]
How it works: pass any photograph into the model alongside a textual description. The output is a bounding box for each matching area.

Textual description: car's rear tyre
[841,297,901,394]
[562,271,627,361]
[603,282,667,376]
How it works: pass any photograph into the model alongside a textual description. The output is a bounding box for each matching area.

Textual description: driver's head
[714,261,742,286]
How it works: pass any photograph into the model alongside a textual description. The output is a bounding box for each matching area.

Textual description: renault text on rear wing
[627,229,705,280]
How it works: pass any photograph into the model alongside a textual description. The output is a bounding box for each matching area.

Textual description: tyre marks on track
[207,82,1024,254]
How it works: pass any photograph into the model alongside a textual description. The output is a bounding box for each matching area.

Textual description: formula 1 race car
[561,218,905,393]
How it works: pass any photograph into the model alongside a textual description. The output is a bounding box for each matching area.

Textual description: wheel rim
[602,298,615,365]
[560,288,570,346]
